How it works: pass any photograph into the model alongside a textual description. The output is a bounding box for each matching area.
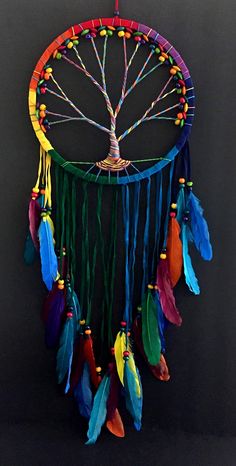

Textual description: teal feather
[142,290,161,365]
[188,191,213,261]
[24,231,37,265]
[56,315,74,384]
[124,363,143,431]
[74,363,93,419]
[38,217,58,290]
[182,222,200,295]
[86,373,111,445]
[176,187,186,225]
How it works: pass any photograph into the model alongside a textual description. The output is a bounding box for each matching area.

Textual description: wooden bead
[96,366,102,372]
[73,40,79,45]
[134,36,141,42]
[173,65,181,71]
[148,284,154,289]
[107,30,113,37]
[58,279,64,285]
[171,203,177,209]
[161,52,169,59]
[80,319,86,325]
[143,34,149,42]
[45,67,52,73]
[81,29,90,36]
[56,52,62,59]
[118,30,125,37]
[108,26,116,31]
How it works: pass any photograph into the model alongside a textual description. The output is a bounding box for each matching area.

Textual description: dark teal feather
[56,315,74,384]
[182,222,200,295]
[124,363,143,431]
[74,363,93,419]
[176,187,186,225]
[38,218,58,290]
[188,191,213,261]
[86,373,111,445]
[24,231,37,265]
[142,290,161,365]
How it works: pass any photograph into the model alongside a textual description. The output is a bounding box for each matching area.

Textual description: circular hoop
[29,17,195,184]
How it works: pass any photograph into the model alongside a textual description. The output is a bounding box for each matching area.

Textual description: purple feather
[45,288,65,348]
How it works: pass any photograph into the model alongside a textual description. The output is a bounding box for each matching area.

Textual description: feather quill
[188,191,213,261]
[124,362,143,431]
[142,290,161,365]
[166,216,183,286]
[38,216,58,291]
[182,222,200,295]
[86,373,111,445]
[74,362,93,420]
[157,259,182,326]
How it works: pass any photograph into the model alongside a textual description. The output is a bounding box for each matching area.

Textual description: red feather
[41,283,58,323]
[69,336,85,393]
[133,317,170,382]
[106,408,125,438]
[83,336,100,389]
[29,198,41,249]
[167,216,183,287]
[156,259,182,326]
[106,362,122,420]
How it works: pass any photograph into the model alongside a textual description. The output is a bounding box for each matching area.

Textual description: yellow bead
[67,41,73,49]
[32,187,40,193]
[173,65,181,71]
[80,319,86,325]
[171,203,177,209]
[96,366,102,372]
[160,253,167,260]
[118,30,125,38]
[148,284,154,289]
[39,104,46,111]
[159,56,165,62]
[184,103,189,113]
[175,119,181,126]
[100,29,107,37]
[45,67,52,73]
[58,279,64,285]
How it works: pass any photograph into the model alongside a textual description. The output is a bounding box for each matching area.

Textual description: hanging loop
[114,0,120,16]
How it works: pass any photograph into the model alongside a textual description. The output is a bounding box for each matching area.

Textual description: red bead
[170,212,176,218]
[179,97,185,104]
[123,351,130,357]
[67,312,73,318]
[120,321,126,327]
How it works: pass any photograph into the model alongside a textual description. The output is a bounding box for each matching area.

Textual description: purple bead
[62,49,67,55]
[85,34,92,39]
[179,104,184,110]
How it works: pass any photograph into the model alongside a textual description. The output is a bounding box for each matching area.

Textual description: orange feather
[106,408,125,438]
[167,216,183,287]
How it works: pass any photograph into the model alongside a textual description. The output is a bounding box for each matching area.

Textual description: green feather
[142,289,161,365]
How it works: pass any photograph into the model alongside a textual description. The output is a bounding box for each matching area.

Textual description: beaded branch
[25,0,212,444]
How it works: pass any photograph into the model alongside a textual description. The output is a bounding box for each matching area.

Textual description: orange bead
[96,366,102,372]
[125,32,131,39]
[41,125,46,133]
[182,86,186,95]
[58,284,64,290]
[143,34,149,42]
[170,68,177,75]
[44,72,50,80]
[39,110,46,118]
[161,52,169,59]
[179,177,185,183]
[177,112,183,120]
[85,329,91,335]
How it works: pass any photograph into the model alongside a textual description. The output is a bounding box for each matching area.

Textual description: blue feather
[86,373,111,445]
[124,363,143,431]
[38,217,58,290]
[182,222,200,295]
[188,191,213,261]
[176,186,186,225]
[24,231,37,265]
[64,352,73,394]
[154,291,167,353]
[56,315,74,384]
[74,363,93,420]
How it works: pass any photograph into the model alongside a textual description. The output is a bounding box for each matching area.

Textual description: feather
[68,335,85,393]
[64,353,73,394]
[106,409,125,438]
[45,287,65,348]
[142,289,161,365]
[74,362,93,419]
[176,187,185,225]
[157,259,182,326]
[106,362,122,420]
[24,231,37,265]
[133,317,170,382]
[124,362,143,431]
[83,336,100,389]
[29,198,41,249]
[182,222,200,295]
[41,283,58,323]
[153,290,167,353]
[56,314,75,384]
[86,373,111,445]
[38,216,58,291]
[167,216,183,286]
[188,191,213,261]
[114,331,126,386]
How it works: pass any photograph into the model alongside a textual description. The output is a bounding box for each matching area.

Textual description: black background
[0,0,236,464]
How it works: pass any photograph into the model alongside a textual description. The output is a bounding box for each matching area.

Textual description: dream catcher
[25,0,212,443]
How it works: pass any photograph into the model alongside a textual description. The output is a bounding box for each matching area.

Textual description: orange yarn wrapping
[166,216,183,287]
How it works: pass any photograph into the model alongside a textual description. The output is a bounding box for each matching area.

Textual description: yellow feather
[114,332,126,386]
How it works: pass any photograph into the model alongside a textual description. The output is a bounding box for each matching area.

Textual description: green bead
[169,56,174,64]
[81,29,90,36]
[73,40,79,45]
[35,109,39,118]
[187,181,193,187]
[38,79,44,86]
[177,72,183,79]
[177,89,182,94]
[133,31,143,36]
[117,26,125,31]
[180,119,185,127]
[56,52,62,59]
[107,30,113,36]
[155,47,160,54]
